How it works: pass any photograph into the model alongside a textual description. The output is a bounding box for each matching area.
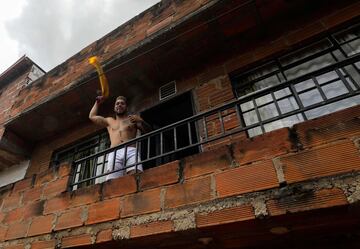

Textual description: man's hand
[128,114,143,124]
[96,96,105,104]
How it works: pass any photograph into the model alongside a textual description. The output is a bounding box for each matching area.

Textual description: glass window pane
[285,54,336,80]
[316,71,339,84]
[264,114,304,132]
[240,101,254,112]
[344,65,360,88]
[243,110,259,125]
[322,80,349,99]
[305,95,360,119]
[274,87,291,99]
[334,24,360,43]
[247,126,263,137]
[356,62,360,70]
[332,49,346,60]
[238,62,279,85]
[279,39,332,66]
[278,97,299,114]
[341,39,360,56]
[295,79,315,92]
[299,89,323,107]
[347,78,358,91]
[255,94,273,106]
[258,103,279,120]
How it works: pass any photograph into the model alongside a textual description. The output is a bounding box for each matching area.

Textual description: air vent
[159,81,177,100]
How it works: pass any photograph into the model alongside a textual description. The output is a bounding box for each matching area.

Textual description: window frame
[231,22,360,137]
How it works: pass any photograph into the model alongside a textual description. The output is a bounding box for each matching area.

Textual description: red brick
[322,2,360,29]
[130,220,173,238]
[0,212,4,223]
[196,205,255,228]
[35,169,56,186]
[70,185,100,208]
[54,207,84,231]
[5,222,29,240]
[215,161,279,198]
[267,188,348,216]
[3,207,25,224]
[102,174,137,199]
[280,141,360,184]
[44,193,71,214]
[0,226,7,241]
[28,215,54,236]
[61,234,92,248]
[233,128,294,165]
[13,178,33,193]
[2,194,22,211]
[31,240,56,249]
[3,245,25,249]
[43,177,69,198]
[165,176,212,209]
[58,163,71,178]
[96,229,113,243]
[295,105,360,148]
[23,201,45,220]
[253,38,288,61]
[139,161,179,190]
[86,198,120,225]
[122,188,161,217]
[225,52,255,74]
[23,187,42,204]
[184,146,231,179]
[286,21,326,45]
[147,16,173,35]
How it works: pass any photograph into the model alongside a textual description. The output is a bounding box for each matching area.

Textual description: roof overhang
[4,0,356,144]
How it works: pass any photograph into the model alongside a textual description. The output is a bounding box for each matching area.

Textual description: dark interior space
[140,91,199,168]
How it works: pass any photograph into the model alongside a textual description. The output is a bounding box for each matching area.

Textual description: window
[25,64,45,85]
[232,23,360,137]
[51,131,110,188]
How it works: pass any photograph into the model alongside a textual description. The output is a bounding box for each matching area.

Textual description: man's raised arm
[89,97,109,127]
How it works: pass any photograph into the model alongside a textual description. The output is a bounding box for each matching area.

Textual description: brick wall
[0,69,30,125]
[0,104,359,248]
[26,122,102,176]
[7,0,214,121]
[24,0,360,176]
[1,1,360,247]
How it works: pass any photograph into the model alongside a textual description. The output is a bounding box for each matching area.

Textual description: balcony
[69,52,360,190]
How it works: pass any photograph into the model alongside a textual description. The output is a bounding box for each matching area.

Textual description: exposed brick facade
[0,0,360,248]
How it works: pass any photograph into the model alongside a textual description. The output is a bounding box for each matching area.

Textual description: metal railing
[69,53,360,190]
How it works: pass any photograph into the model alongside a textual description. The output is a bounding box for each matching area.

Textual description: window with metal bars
[232,22,360,137]
[51,131,110,188]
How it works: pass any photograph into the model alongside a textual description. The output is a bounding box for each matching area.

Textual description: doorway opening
[140,91,199,169]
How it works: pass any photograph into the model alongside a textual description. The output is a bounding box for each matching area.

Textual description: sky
[0,0,159,74]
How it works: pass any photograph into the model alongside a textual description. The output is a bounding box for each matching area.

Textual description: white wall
[0,160,29,188]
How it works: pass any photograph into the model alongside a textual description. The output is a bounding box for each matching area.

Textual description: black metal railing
[69,53,360,190]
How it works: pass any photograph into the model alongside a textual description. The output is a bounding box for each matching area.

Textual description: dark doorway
[140,91,199,169]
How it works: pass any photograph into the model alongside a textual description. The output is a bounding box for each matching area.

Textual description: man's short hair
[116,96,127,104]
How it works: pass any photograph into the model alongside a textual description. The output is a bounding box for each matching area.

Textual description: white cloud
[0,0,159,73]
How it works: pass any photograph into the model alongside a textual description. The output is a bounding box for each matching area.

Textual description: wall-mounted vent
[159,81,177,100]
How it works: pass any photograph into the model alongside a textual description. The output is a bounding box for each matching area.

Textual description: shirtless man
[89,96,148,180]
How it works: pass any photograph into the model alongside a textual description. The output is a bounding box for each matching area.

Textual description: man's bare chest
[109,119,136,132]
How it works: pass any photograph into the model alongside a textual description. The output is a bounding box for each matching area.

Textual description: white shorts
[105,147,143,180]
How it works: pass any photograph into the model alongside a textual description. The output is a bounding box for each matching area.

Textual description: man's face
[114,99,127,115]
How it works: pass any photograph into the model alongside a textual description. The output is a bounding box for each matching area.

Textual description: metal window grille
[232,22,360,136]
[68,23,360,190]
[51,131,110,188]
